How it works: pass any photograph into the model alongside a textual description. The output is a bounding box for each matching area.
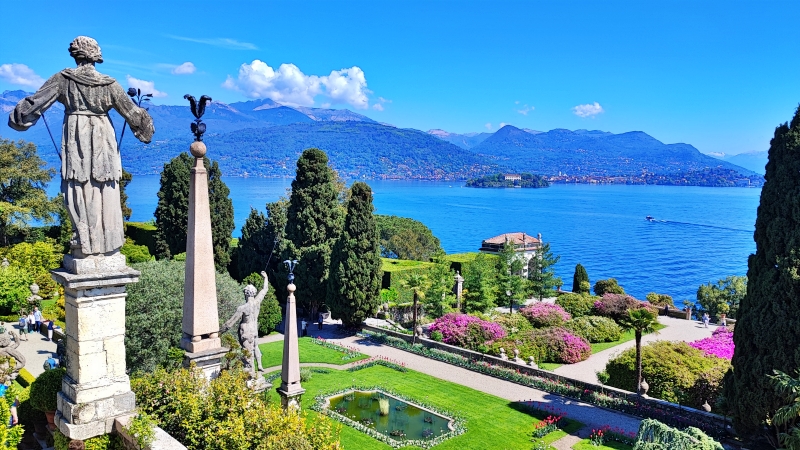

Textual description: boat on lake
[646,215,655,221]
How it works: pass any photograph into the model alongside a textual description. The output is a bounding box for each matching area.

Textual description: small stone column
[278,278,304,410]
[52,256,138,440]
[454,271,464,311]
[180,138,228,378]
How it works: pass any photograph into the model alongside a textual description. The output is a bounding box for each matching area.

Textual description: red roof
[482,232,540,246]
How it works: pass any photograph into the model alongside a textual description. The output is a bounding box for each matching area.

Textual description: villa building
[479,232,542,277]
[504,174,522,181]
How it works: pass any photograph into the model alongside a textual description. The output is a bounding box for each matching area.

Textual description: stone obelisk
[278,260,305,410]
[180,95,227,378]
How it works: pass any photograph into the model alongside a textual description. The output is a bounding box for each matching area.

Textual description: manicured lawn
[534,419,583,447]
[276,364,580,450]
[572,439,633,449]
[258,337,368,369]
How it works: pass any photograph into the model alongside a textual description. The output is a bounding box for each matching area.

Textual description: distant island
[465,173,550,188]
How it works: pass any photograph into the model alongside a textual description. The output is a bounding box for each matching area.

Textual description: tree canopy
[374,214,442,261]
[0,140,58,246]
[730,106,800,436]
[694,276,745,318]
[593,278,625,296]
[572,263,589,294]
[153,152,235,272]
[327,182,382,327]
[528,242,562,300]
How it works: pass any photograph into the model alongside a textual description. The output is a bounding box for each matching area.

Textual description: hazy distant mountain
[708,150,768,174]
[470,125,755,176]
[427,129,492,149]
[0,90,757,183]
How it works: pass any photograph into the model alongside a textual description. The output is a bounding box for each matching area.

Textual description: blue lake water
[55,176,759,307]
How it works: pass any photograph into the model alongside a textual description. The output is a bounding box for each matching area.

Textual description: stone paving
[8,322,58,378]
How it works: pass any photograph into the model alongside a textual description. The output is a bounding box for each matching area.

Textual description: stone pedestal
[277,283,304,410]
[181,146,227,373]
[51,258,139,440]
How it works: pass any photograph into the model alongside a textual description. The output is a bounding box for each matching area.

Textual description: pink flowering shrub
[520,303,572,328]
[593,294,656,322]
[688,327,734,360]
[489,327,591,364]
[429,313,506,351]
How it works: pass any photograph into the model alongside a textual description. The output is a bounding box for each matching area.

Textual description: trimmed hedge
[604,341,730,409]
[564,315,622,343]
[16,368,35,387]
[125,222,158,256]
[555,293,597,319]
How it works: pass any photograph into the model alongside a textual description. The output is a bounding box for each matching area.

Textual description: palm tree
[400,273,429,344]
[618,308,660,395]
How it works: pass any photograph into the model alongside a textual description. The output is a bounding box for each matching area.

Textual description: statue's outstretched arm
[110,82,154,144]
[221,308,244,333]
[8,73,61,131]
[254,271,270,304]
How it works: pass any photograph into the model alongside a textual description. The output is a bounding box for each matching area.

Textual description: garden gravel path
[552,315,720,384]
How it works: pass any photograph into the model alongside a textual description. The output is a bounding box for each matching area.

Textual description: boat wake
[646,217,751,233]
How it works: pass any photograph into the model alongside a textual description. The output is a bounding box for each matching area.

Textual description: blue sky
[1,0,797,155]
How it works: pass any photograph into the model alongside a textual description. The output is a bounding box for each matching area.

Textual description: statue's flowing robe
[8,66,153,255]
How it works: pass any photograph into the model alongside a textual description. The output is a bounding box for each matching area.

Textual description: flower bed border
[360,325,732,438]
[311,386,466,449]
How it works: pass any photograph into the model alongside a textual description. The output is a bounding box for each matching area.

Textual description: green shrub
[564,315,622,343]
[121,238,153,264]
[54,430,124,450]
[493,312,534,336]
[633,418,723,450]
[604,341,730,408]
[12,384,40,426]
[430,330,443,342]
[490,326,591,364]
[0,241,62,301]
[30,367,65,412]
[300,367,313,382]
[126,260,244,374]
[593,278,625,296]
[125,412,156,450]
[0,395,23,448]
[125,221,158,256]
[131,367,342,450]
[16,368,35,387]
[0,266,33,314]
[646,292,675,307]
[555,293,597,318]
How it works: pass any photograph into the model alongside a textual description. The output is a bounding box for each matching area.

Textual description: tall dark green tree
[120,168,133,221]
[235,199,287,283]
[528,242,562,300]
[730,107,800,436]
[498,242,527,312]
[572,263,590,293]
[327,182,381,327]
[282,148,343,318]
[153,152,234,272]
[462,253,498,313]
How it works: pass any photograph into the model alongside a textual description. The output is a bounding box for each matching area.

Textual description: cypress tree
[327,182,381,327]
[236,200,287,287]
[282,148,343,317]
[154,152,234,272]
[572,263,589,293]
[730,106,800,435]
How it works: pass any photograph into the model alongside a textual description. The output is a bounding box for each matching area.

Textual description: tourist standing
[702,313,710,328]
[720,313,727,327]
[301,319,307,337]
[33,307,42,333]
[47,320,54,341]
[16,315,27,341]
[9,397,18,426]
[26,311,34,334]
[318,312,324,330]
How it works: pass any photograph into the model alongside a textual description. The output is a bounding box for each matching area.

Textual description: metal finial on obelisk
[278,259,305,411]
[180,94,227,378]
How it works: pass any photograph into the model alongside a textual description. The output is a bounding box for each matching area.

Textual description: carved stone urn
[638,378,649,396]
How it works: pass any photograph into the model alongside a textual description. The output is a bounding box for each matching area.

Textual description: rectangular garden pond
[327,390,454,442]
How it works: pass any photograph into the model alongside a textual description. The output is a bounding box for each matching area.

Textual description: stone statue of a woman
[8,36,154,259]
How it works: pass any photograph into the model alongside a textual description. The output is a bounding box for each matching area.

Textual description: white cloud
[499,122,507,128]
[166,35,258,50]
[485,122,492,131]
[223,60,371,109]
[516,104,533,115]
[378,97,392,103]
[171,62,196,75]
[0,63,44,88]
[320,102,331,108]
[125,75,167,98]
[573,102,604,118]
[372,103,384,111]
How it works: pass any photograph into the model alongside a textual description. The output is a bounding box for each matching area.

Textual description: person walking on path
[46,320,54,341]
[720,313,727,327]
[33,307,42,333]
[702,312,710,328]
[16,316,27,341]
[301,319,308,337]
[318,312,324,330]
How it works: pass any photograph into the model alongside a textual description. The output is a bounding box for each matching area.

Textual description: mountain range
[0,89,760,182]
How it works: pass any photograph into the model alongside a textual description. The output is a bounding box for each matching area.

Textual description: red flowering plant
[428,313,506,351]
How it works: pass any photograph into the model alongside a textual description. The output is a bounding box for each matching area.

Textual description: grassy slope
[277,364,579,450]
[258,337,368,368]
